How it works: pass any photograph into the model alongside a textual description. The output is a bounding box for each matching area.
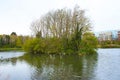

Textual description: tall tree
[11,32,17,36]
[10,32,17,47]
[28,5,93,54]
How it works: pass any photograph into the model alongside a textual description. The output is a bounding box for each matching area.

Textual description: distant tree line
[24,5,98,55]
[0,32,30,48]
[98,40,120,48]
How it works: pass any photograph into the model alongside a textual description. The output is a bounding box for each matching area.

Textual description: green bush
[79,32,98,55]
[23,38,63,54]
[23,32,98,55]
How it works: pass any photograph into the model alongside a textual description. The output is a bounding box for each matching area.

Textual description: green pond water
[0,49,120,80]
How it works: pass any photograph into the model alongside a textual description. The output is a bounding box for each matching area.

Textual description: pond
[0,48,120,80]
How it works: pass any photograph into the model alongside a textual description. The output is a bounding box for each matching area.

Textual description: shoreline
[0,48,23,52]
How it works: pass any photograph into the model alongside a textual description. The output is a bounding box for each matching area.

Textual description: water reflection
[0,58,17,66]
[0,52,31,80]
[19,53,98,80]
[1,49,120,80]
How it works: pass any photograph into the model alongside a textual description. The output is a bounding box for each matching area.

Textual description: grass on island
[0,48,23,51]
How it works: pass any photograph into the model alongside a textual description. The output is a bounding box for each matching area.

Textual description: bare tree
[30,5,91,39]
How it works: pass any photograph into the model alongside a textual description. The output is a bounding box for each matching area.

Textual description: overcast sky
[0,0,120,35]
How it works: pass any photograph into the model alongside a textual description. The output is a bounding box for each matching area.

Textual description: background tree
[11,32,17,36]
[10,32,17,47]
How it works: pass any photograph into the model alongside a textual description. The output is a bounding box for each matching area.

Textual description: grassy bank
[98,44,120,48]
[0,48,23,51]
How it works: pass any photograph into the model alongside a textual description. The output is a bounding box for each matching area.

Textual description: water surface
[0,49,120,80]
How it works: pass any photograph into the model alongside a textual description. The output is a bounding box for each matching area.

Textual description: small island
[23,6,98,55]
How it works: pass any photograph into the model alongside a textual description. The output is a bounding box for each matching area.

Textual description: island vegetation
[23,6,98,55]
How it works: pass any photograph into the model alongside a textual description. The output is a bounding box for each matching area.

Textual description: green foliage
[79,32,98,55]
[24,38,39,53]
[99,40,120,48]
[0,33,30,50]
[44,38,63,54]
[23,32,98,55]
[24,6,98,55]
[24,38,63,54]
[70,24,83,53]
[0,48,23,51]
[16,36,23,48]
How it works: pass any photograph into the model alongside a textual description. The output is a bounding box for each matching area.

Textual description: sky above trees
[0,0,120,35]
